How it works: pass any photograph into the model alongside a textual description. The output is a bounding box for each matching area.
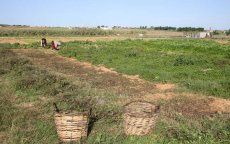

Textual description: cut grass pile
[59,39,230,99]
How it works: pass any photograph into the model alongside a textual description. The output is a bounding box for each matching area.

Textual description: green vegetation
[138,26,204,31]
[177,27,204,32]
[147,26,204,31]
[153,26,177,31]
[0,47,229,143]
[226,30,230,36]
[59,39,230,98]
[213,30,220,35]
[151,26,177,31]
[0,27,114,37]
[0,24,11,27]
[0,26,206,38]
[0,48,121,143]
[0,27,147,37]
[0,29,229,143]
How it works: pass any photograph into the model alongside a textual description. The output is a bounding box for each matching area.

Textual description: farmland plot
[0,39,229,143]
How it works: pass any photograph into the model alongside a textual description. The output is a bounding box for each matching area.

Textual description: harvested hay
[124,101,160,136]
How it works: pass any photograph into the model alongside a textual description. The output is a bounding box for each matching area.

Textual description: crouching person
[51,41,61,50]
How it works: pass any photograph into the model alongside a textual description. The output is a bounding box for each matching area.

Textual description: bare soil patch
[214,39,230,45]
[145,30,183,37]
[155,83,175,91]
[0,37,27,44]
[12,49,156,97]
[163,96,215,118]
[168,93,230,116]
[0,132,6,144]
[208,98,230,113]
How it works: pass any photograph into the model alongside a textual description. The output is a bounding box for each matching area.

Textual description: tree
[154,26,176,31]
[212,30,219,35]
[226,30,230,36]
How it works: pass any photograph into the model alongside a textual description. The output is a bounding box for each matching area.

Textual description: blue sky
[1,0,230,29]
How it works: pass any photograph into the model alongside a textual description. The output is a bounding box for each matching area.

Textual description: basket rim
[123,100,159,118]
[54,111,89,116]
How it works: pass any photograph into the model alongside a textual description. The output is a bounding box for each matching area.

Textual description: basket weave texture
[54,111,88,142]
[124,101,159,136]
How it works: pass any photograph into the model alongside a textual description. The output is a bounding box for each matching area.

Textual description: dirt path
[11,49,230,114]
[0,37,28,44]
[12,49,157,97]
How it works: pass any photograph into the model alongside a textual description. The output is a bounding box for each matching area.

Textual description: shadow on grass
[87,108,99,136]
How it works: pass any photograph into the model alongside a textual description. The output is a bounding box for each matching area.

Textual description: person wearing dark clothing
[41,38,47,47]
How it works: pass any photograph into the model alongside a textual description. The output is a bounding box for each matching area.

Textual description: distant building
[199,32,211,38]
[184,32,212,38]
[100,27,113,30]
[139,34,144,37]
[67,26,73,30]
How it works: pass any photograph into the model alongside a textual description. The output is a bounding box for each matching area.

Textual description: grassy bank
[59,39,230,99]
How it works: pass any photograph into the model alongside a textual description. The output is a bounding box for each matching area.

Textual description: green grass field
[59,39,230,99]
[0,37,230,143]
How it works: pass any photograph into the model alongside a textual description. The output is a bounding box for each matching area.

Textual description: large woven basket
[124,101,160,136]
[54,111,89,142]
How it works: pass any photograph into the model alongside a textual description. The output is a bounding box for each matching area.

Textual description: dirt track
[12,49,157,97]
[12,49,230,114]
[0,37,28,44]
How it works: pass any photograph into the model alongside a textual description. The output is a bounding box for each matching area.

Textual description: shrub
[174,56,195,66]
[125,51,138,57]
[212,30,219,35]
[226,30,230,36]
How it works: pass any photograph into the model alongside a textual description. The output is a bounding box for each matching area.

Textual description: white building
[184,32,212,38]
[199,32,211,38]
[100,27,113,30]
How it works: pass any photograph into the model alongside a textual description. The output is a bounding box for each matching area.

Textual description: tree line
[177,27,204,32]
[139,26,204,32]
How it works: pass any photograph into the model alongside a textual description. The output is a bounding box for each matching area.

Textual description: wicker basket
[54,111,89,142]
[124,101,160,136]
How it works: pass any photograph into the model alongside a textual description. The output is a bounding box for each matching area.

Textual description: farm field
[59,39,230,99]
[0,27,184,44]
[0,27,183,37]
[0,33,230,143]
[1,0,230,143]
